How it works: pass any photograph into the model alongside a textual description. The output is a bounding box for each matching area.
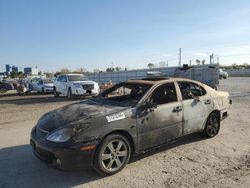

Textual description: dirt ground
[0,77,250,188]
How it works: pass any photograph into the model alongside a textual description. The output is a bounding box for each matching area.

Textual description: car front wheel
[94,134,131,176]
[67,88,73,100]
[53,88,59,97]
[203,113,220,138]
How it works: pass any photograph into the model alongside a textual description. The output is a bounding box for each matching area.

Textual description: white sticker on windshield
[106,112,126,122]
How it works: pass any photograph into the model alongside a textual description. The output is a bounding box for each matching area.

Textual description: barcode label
[106,112,126,122]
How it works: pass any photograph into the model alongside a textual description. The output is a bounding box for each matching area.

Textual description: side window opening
[60,75,67,82]
[101,83,152,107]
[31,79,39,84]
[151,83,177,105]
[178,82,206,100]
[57,76,62,82]
[107,86,132,97]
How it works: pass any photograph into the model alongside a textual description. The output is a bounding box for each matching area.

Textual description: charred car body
[30,78,231,175]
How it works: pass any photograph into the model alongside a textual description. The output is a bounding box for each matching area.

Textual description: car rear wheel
[203,113,220,138]
[94,134,131,176]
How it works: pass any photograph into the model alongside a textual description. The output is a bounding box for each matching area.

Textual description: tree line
[220,63,250,70]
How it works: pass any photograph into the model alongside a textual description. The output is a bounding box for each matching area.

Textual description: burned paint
[30,78,231,173]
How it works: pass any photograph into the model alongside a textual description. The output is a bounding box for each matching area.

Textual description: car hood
[36,99,128,132]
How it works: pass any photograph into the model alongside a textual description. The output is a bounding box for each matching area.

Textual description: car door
[30,79,39,91]
[55,76,62,93]
[36,79,43,92]
[177,81,213,135]
[57,75,68,95]
[137,82,183,150]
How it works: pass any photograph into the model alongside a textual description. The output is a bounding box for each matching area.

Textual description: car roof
[126,77,202,85]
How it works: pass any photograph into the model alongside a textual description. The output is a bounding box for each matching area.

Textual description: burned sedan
[30,78,231,175]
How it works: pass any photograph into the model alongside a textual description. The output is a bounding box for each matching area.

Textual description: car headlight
[46,128,73,142]
[73,83,82,88]
[94,83,100,91]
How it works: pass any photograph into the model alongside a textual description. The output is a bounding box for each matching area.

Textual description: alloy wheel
[101,139,128,172]
[206,114,220,137]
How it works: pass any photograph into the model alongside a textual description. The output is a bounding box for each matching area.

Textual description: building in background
[5,64,11,72]
[24,67,39,75]
[24,67,32,75]
[0,72,6,80]
[5,64,19,75]
[12,66,18,73]
[2,64,40,77]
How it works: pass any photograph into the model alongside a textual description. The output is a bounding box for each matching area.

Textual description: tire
[67,88,73,100]
[53,88,59,97]
[203,113,220,138]
[94,134,131,176]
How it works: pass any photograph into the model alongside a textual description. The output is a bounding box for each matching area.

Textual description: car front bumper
[72,85,100,96]
[30,128,97,170]
[44,87,54,92]
[73,89,99,96]
[220,99,232,121]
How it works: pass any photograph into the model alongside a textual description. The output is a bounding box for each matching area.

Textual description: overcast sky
[1,0,250,72]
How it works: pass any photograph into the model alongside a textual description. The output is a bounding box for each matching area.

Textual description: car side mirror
[188,92,200,102]
[141,101,158,111]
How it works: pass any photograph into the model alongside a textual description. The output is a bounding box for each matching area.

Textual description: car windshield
[68,75,88,81]
[43,79,53,84]
[96,82,152,107]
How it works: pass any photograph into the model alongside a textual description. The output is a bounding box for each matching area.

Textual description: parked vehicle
[30,78,54,93]
[16,80,30,95]
[30,78,231,175]
[219,68,228,79]
[0,81,13,93]
[53,74,100,99]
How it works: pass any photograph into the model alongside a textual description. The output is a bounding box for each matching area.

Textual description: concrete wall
[87,64,219,88]
[226,69,250,77]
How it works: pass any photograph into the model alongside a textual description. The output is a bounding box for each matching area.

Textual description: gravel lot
[0,77,250,188]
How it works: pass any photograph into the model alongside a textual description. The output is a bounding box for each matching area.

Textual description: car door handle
[205,99,211,104]
[173,106,182,112]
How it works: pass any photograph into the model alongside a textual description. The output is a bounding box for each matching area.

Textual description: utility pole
[210,54,214,64]
[189,59,192,66]
[179,48,182,67]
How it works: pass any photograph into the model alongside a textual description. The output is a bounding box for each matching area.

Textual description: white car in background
[219,68,228,79]
[53,74,100,99]
[30,78,54,93]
